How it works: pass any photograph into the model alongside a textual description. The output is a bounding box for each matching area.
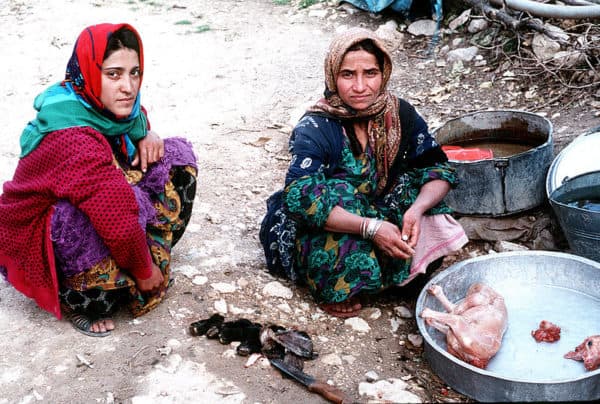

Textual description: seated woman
[0,23,197,336]
[260,28,467,318]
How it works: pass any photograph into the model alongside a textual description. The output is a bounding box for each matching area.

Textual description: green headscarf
[19,82,147,158]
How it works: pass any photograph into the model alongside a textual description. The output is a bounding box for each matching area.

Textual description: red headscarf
[65,23,144,111]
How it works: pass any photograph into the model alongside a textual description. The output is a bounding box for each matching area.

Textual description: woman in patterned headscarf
[260,28,467,318]
[0,23,197,336]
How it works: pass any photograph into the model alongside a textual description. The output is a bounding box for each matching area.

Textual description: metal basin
[433,110,553,217]
[416,251,600,402]
[546,128,600,197]
[549,171,600,262]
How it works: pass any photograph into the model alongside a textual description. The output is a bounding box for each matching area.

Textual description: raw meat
[564,335,600,371]
[420,283,508,369]
[531,320,561,343]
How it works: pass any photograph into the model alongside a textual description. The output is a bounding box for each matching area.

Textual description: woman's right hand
[135,263,164,293]
[372,220,415,260]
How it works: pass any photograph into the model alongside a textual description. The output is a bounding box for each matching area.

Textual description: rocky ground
[0,0,598,403]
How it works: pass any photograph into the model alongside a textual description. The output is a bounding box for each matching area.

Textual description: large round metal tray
[416,251,600,402]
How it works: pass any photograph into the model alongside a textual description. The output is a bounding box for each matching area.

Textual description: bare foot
[69,313,114,337]
[319,297,362,318]
[90,318,115,334]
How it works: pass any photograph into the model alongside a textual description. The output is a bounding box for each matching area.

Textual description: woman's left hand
[132,130,165,172]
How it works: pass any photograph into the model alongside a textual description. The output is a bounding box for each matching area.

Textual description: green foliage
[502,37,518,54]
[175,20,193,25]
[195,25,211,33]
[273,0,291,4]
[299,0,319,9]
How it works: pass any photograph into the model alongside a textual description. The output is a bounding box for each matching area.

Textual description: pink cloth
[399,214,468,286]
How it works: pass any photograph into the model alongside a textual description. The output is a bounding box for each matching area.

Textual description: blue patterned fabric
[259,97,454,288]
[343,0,413,13]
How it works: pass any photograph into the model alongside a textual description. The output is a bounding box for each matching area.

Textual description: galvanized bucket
[433,110,553,217]
[549,170,600,262]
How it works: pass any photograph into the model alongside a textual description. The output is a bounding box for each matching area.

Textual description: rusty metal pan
[415,251,600,402]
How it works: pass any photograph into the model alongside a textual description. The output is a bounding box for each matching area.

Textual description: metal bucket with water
[549,170,600,262]
[433,110,553,217]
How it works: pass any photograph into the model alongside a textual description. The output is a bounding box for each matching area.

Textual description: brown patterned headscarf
[308,27,402,195]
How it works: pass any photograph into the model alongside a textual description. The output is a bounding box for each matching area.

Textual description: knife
[270,358,353,404]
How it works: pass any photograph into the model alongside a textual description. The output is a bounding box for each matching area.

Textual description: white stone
[321,353,343,366]
[362,307,382,320]
[407,19,437,37]
[494,240,530,252]
[174,264,201,279]
[449,9,471,31]
[532,33,560,61]
[228,305,249,315]
[192,275,208,285]
[446,46,479,63]
[214,299,228,314]
[210,282,237,293]
[394,306,413,318]
[390,317,405,333]
[338,2,361,15]
[262,281,293,299]
[544,23,569,42]
[344,317,371,333]
[359,379,421,403]
[276,303,293,314]
[467,19,488,33]
[375,20,404,51]
[552,50,585,68]
[452,37,464,47]
[365,370,379,382]
[222,349,237,359]
[408,334,423,348]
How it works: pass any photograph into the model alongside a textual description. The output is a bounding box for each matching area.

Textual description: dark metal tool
[270,358,353,404]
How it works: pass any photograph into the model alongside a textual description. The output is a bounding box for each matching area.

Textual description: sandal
[69,313,112,337]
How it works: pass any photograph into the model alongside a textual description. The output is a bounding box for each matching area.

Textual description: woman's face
[100,48,141,118]
[335,49,382,111]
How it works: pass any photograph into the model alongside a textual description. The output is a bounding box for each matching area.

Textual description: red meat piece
[531,320,561,343]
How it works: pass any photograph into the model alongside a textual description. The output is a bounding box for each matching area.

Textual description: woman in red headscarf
[0,23,197,336]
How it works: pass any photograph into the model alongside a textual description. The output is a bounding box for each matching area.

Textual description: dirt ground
[1,0,599,403]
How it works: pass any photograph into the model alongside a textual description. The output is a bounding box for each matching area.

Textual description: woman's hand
[400,206,424,249]
[372,220,415,259]
[132,130,165,172]
[397,179,451,248]
[135,263,164,294]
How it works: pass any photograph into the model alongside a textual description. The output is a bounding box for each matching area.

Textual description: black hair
[103,27,140,61]
[346,39,385,72]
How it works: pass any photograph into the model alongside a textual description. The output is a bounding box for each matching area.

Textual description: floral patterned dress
[285,133,456,304]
